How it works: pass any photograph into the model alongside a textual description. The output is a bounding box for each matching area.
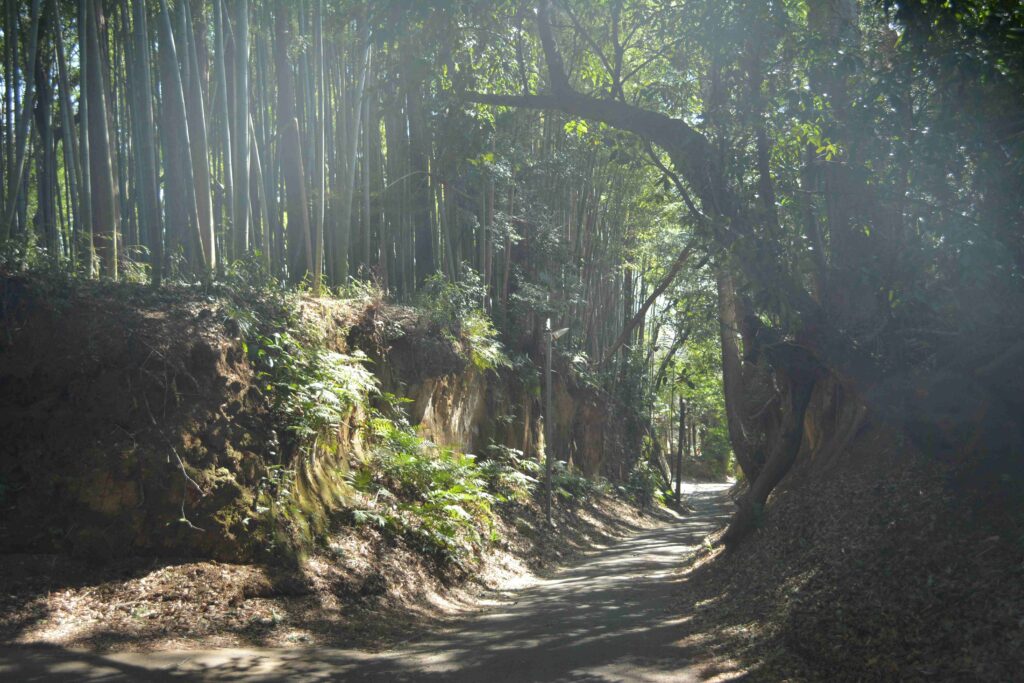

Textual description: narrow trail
[0,483,734,682]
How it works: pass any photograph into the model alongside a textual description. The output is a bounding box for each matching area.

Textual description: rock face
[0,278,641,562]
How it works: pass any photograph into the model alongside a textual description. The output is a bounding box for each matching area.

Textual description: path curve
[0,483,734,682]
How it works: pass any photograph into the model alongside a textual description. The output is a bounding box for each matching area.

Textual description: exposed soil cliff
[0,276,642,563]
[0,277,272,560]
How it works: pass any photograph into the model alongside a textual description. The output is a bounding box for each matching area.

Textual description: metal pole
[676,398,686,505]
[545,321,553,525]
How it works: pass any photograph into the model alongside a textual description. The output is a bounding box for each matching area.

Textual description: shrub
[416,270,509,372]
[625,461,665,510]
[551,460,608,502]
[479,444,540,504]
[347,419,498,568]
[254,331,377,452]
[463,309,511,371]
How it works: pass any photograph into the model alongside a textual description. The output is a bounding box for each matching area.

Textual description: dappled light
[0,487,742,682]
[2,0,1022,679]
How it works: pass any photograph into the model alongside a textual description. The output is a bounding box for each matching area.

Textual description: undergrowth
[624,461,665,510]
[347,419,503,569]
[2,257,658,572]
[255,331,376,451]
[210,260,653,567]
[238,289,533,568]
[551,460,610,503]
[418,271,510,372]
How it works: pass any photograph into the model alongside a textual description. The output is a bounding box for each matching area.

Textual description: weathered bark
[722,342,819,546]
[717,269,758,482]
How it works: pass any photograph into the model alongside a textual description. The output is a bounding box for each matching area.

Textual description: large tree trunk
[230,0,250,259]
[806,0,878,331]
[32,26,57,254]
[466,3,889,393]
[53,2,84,266]
[675,397,686,505]
[405,62,434,287]
[717,269,758,482]
[722,341,819,545]
[157,0,205,272]
[213,0,232,268]
[311,0,325,292]
[2,0,42,242]
[181,0,215,275]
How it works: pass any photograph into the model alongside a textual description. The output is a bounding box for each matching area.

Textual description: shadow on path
[0,483,736,682]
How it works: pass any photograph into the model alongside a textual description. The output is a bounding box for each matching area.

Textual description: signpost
[545,319,570,525]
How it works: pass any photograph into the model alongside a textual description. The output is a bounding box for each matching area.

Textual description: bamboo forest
[0,0,1021,680]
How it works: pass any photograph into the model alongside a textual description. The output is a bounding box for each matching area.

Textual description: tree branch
[599,241,698,365]
[537,0,571,94]
[467,4,887,400]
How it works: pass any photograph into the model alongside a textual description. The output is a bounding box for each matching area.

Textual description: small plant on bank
[417,270,510,372]
[346,418,498,568]
[625,461,665,510]
[552,460,609,502]
[463,309,511,372]
[479,444,540,504]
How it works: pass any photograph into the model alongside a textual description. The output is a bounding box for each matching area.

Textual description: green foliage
[417,270,510,372]
[417,271,485,328]
[252,464,306,552]
[625,460,665,510]
[347,418,498,568]
[463,310,511,371]
[334,276,385,303]
[119,246,152,285]
[479,444,540,504]
[700,425,732,477]
[253,331,377,450]
[0,237,66,278]
[552,461,610,502]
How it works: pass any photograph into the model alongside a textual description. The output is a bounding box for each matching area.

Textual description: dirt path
[0,483,735,682]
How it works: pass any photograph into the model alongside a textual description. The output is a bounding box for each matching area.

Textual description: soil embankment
[0,274,657,652]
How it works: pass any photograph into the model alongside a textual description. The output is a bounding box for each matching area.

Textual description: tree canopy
[1,0,1021,540]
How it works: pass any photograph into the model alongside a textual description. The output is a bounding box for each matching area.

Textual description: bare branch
[599,241,698,366]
